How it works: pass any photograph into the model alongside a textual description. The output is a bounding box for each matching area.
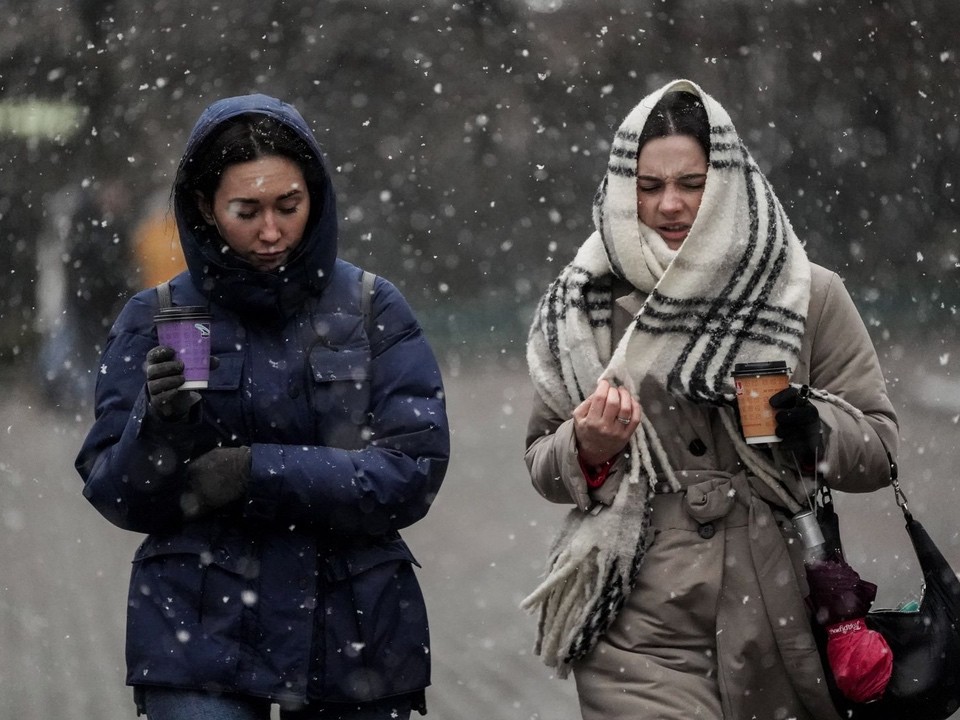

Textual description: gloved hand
[184,446,251,517]
[769,385,821,468]
[145,346,200,421]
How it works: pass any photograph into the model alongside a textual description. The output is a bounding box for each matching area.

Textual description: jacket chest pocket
[307,344,371,450]
[202,353,247,439]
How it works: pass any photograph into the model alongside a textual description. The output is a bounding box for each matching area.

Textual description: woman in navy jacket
[76,95,450,720]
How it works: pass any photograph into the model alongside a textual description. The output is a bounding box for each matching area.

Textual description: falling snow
[1,2,959,718]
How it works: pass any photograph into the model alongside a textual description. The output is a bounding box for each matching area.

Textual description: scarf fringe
[522,467,656,677]
[527,548,606,677]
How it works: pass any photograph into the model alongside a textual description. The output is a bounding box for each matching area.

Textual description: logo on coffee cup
[195,322,211,337]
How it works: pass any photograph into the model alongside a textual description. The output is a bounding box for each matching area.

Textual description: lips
[658,224,690,243]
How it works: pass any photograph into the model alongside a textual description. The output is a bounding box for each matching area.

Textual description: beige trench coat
[525,263,899,720]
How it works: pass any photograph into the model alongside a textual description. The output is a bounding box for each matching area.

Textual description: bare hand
[572,379,641,467]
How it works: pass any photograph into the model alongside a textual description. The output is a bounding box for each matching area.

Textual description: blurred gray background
[1,1,959,719]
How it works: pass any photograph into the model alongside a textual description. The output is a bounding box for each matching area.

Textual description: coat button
[688,438,707,456]
[698,522,716,539]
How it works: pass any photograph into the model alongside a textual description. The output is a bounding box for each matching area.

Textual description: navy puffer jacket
[75,95,449,707]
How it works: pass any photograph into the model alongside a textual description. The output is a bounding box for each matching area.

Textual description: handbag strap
[156,280,172,309]
[819,451,909,522]
[888,456,914,521]
[360,270,375,336]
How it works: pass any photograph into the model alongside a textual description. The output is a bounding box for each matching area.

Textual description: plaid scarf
[522,79,811,677]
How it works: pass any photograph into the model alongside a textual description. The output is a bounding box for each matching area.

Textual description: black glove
[184,446,251,517]
[145,345,200,421]
[770,385,822,468]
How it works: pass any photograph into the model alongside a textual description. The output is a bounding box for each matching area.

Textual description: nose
[259,211,282,243]
[660,183,684,214]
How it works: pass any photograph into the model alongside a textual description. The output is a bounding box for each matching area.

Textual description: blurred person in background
[132,189,187,288]
[75,94,449,720]
[521,79,898,720]
[37,178,135,409]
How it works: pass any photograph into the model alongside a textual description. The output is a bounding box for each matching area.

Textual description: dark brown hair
[638,91,710,160]
[175,114,323,228]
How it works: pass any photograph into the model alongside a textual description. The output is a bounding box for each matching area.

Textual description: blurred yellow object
[133,207,186,288]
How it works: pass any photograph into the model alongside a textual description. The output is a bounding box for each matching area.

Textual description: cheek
[690,191,706,214]
[214,216,253,251]
[636,197,654,223]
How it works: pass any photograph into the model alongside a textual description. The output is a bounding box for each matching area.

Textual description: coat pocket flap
[308,347,371,383]
[132,533,253,575]
[323,539,420,581]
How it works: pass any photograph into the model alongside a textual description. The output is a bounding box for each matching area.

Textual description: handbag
[813,462,960,720]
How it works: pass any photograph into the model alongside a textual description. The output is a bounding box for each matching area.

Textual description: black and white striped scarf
[522,79,811,676]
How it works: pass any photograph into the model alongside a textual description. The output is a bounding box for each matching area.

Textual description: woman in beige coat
[522,79,898,720]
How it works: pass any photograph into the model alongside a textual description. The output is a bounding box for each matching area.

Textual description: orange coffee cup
[732,361,790,444]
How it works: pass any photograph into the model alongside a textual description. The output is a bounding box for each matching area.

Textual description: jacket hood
[174,94,338,320]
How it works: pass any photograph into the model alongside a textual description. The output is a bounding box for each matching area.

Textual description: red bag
[825,618,894,703]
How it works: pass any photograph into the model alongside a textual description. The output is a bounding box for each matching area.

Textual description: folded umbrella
[807,557,877,625]
[805,558,893,703]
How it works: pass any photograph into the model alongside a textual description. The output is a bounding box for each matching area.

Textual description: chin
[252,256,287,271]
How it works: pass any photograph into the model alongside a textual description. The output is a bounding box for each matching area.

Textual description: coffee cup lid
[732,360,789,376]
[154,306,211,322]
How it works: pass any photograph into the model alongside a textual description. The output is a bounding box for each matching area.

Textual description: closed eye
[679,175,707,190]
[637,174,707,193]
[232,203,302,220]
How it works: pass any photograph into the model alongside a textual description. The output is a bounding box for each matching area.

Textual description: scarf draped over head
[522,79,812,676]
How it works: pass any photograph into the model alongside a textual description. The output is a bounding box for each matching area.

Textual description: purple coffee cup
[154,306,212,389]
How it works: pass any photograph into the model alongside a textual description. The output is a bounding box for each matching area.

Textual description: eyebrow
[228,188,305,204]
